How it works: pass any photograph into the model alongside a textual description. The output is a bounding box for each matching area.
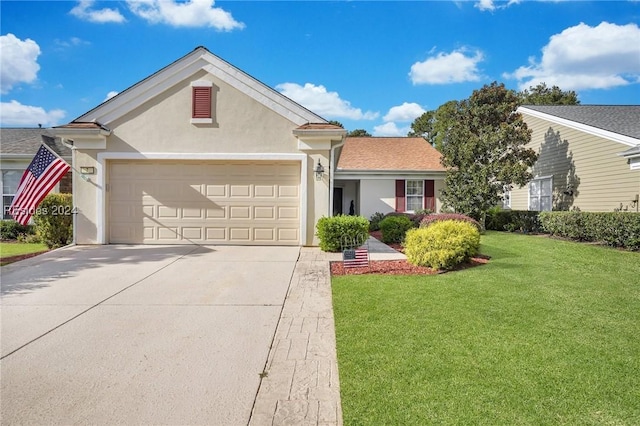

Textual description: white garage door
[108,160,300,245]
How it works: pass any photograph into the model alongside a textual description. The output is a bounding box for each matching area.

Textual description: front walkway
[250,238,404,425]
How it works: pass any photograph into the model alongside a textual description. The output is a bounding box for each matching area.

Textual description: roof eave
[518,106,640,147]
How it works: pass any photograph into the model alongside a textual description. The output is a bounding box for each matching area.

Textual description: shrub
[384,212,425,228]
[369,212,385,231]
[405,220,481,270]
[486,210,542,233]
[316,215,369,252]
[33,193,73,249]
[0,220,35,241]
[420,213,483,233]
[379,215,413,244]
[540,211,640,251]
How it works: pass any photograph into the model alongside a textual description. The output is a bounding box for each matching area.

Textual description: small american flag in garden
[343,247,369,268]
[9,145,71,225]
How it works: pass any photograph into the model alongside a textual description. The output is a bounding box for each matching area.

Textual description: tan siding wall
[511,114,640,212]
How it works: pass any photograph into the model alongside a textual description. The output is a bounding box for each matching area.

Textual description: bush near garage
[405,220,481,270]
[33,193,73,249]
[0,220,35,241]
[316,215,370,252]
[539,211,640,251]
[420,213,483,233]
[378,215,414,244]
[485,209,542,233]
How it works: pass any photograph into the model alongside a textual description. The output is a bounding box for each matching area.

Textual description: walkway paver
[250,237,404,425]
[250,248,343,426]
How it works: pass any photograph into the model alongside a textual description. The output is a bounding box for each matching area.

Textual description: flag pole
[40,143,89,181]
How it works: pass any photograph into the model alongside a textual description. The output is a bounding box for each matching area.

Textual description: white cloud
[505,21,640,91]
[70,0,126,23]
[104,91,119,101]
[475,0,496,11]
[54,37,91,49]
[276,82,379,121]
[126,0,244,30]
[0,100,66,127]
[383,102,426,123]
[475,0,520,12]
[372,122,409,137]
[410,48,484,84]
[0,34,41,94]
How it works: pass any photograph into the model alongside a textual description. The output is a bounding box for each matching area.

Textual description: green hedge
[405,220,480,270]
[486,210,542,233]
[379,215,413,244]
[33,193,74,249]
[539,211,640,251]
[316,215,370,252]
[0,220,35,241]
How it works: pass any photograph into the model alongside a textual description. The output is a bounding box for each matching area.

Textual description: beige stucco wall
[356,178,445,219]
[70,69,333,245]
[511,114,640,212]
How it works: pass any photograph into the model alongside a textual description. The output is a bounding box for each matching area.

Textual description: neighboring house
[53,46,346,246]
[334,137,447,219]
[509,105,640,213]
[0,128,72,220]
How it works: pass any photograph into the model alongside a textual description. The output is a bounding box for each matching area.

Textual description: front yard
[332,231,640,424]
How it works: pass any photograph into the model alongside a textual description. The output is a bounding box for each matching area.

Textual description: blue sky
[1,1,639,135]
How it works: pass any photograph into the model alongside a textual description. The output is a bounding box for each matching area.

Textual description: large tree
[347,129,372,137]
[408,100,457,151]
[439,82,538,221]
[518,82,580,105]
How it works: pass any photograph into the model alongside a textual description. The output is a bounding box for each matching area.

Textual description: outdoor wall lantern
[314,160,325,181]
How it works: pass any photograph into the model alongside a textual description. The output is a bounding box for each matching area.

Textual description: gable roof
[519,105,640,146]
[72,46,327,127]
[337,137,445,172]
[0,128,72,158]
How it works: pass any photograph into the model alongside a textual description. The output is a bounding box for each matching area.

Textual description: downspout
[329,136,346,217]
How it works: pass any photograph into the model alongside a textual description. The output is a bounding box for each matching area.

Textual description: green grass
[332,232,640,425]
[0,242,48,265]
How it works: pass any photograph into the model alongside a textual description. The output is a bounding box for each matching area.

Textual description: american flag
[9,145,71,225]
[343,247,369,268]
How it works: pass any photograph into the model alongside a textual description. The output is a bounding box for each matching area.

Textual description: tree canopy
[519,82,580,106]
[347,129,372,137]
[438,82,538,221]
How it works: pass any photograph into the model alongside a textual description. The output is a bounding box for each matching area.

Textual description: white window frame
[405,180,424,213]
[2,170,21,220]
[528,175,553,211]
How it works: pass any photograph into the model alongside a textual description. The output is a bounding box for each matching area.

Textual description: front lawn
[0,242,49,265]
[332,232,640,425]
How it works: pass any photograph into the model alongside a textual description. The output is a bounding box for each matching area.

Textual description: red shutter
[424,180,435,211]
[192,86,212,118]
[395,180,405,212]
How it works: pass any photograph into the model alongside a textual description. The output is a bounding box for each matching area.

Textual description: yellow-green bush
[33,193,73,249]
[405,220,480,270]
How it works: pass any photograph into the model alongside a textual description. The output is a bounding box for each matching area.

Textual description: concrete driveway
[1,244,299,425]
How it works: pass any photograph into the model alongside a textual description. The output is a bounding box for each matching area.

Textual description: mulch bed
[330,231,490,276]
[0,251,49,266]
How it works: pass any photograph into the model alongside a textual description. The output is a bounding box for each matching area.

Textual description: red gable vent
[192,86,212,119]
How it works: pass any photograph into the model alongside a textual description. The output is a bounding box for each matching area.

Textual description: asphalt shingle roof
[521,105,640,140]
[337,137,445,171]
[0,128,72,157]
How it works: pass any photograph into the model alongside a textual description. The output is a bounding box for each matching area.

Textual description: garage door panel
[109,160,300,245]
